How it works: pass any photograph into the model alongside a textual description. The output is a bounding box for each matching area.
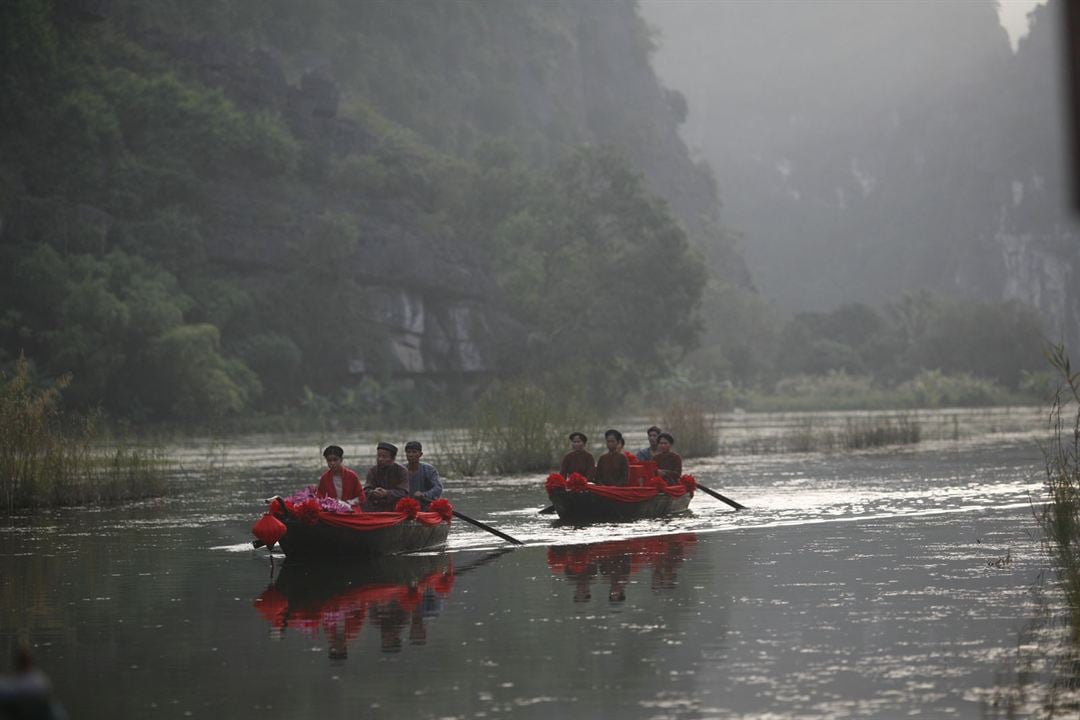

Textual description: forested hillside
[0,0,742,422]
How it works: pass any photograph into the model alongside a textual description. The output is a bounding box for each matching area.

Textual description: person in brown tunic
[595,429,629,486]
[559,432,595,481]
[652,432,683,484]
[363,441,410,511]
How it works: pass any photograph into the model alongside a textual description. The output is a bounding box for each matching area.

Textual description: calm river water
[0,408,1065,718]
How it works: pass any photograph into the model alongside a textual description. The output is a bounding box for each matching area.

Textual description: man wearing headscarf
[363,442,410,511]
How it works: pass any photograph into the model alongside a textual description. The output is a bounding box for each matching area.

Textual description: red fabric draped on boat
[317,510,448,530]
[584,482,689,503]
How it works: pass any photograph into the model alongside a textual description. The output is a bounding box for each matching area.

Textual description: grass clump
[661,399,719,458]
[434,383,596,476]
[0,356,167,512]
[1040,344,1080,640]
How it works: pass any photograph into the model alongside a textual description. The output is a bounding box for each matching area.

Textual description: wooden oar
[696,483,746,511]
[452,510,524,546]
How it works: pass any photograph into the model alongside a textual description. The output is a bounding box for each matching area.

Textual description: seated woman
[595,429,629,486]
[652,432,682,484]
[363,442,411,511]
[559,432,596,481]
[316,445,363,506]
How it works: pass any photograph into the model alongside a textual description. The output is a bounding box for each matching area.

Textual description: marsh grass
[1040,345,1080,640]
[433,383,597,475]
[719,412,923,455]
[661,399,719,458]
[0,357,167,511]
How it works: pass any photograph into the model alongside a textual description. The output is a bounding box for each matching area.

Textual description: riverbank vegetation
[1039,345,1080,643]
[0,1,1052,436]
[0,356,166,511]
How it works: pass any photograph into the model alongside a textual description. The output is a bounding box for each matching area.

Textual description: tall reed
[0,356,167,511]
[661,399,719,458]
[433,382,596,475]
[1040,345,1080,640]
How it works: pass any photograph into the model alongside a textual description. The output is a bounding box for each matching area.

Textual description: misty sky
[999,0,1046,49]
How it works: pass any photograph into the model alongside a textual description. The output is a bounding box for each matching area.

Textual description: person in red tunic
[559,432,596,481]
[316,445,363,506]
[594,429,629,486]
[653,432,683,484]
[363,442,411,511]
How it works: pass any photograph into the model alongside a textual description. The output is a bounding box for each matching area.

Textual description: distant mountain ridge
[644,0,1079,350]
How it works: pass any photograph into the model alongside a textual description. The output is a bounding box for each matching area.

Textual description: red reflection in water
[547,533,697,603]
[253,558,454,658]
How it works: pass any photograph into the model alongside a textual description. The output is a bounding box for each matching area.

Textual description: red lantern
[252,513,287,548]
[679,474,697,494]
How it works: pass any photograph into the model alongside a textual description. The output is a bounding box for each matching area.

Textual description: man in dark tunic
[363,442,410,511]
[595,429,629,486]
[652,432,683,484]
[559,432,595,481]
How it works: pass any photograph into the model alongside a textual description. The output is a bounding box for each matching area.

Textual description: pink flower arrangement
[545,473,567,493]
[283,485,354,514]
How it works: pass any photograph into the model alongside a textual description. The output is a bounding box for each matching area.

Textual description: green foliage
[895,369,1014,408]
[489,146,706,405]
[148,325,261,420]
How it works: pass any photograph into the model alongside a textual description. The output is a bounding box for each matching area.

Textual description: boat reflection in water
[547,533,697,603]
[253,554,454,658]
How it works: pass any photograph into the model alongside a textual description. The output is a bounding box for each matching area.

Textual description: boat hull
[548,488,692,523]
[278,518,450,558]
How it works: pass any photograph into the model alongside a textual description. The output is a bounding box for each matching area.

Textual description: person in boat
[316,445,363,506]
[594,429,630,486]
[653,432,683,483]
[403,440,443,509]
[636,425,662,461]
[363,442,411,511]
[559,431,596,481]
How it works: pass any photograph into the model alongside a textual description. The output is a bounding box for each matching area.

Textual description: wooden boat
[277,515,450,558]
[544,468,696,524]
[252,496,453,558]
[547,486,692,523]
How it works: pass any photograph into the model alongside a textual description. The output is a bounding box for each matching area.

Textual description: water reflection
[253,555,454,658]
[546,533,697,604]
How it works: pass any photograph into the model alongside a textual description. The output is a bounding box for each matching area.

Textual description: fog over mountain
[643,0,1078,348]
